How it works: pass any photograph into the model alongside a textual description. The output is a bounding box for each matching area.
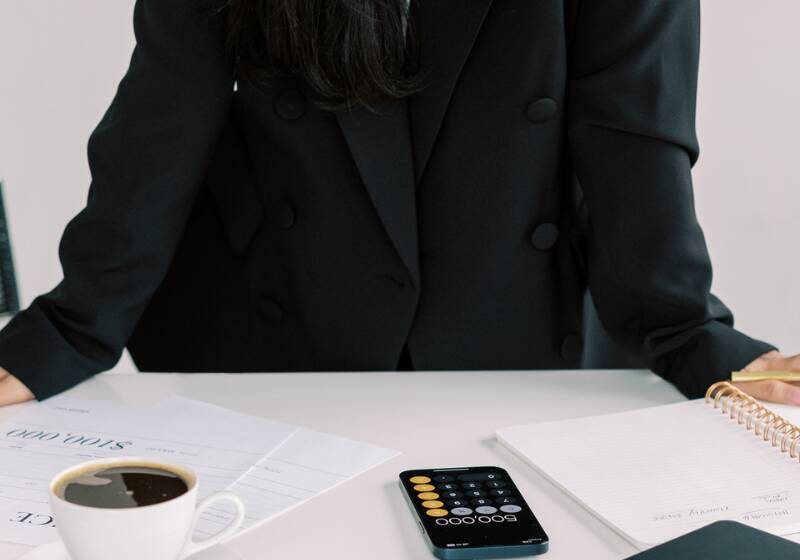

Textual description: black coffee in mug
[56,464,189,508]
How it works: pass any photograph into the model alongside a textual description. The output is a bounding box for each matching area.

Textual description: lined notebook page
[497,400,800,548]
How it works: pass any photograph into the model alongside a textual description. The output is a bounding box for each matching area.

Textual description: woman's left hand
[732,350,800,405]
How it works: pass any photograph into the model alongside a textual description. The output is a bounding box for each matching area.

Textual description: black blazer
[0,0,774,400]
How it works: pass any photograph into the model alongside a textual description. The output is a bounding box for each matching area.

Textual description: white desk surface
[1,369,796,560]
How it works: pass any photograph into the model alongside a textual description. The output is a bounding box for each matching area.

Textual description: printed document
[0,396,398,546]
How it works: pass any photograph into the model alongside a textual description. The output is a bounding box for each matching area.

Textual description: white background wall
[0,1,798,375]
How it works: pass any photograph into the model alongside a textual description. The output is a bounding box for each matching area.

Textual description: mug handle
[181,491,246,559]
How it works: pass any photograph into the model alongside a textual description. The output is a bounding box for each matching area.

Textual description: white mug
[49,457,245,560]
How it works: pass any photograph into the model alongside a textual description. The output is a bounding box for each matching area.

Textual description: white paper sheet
[0,396,398,546]
[497,399,800,548]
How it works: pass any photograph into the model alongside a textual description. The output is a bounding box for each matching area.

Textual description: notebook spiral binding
[706,381,800,461]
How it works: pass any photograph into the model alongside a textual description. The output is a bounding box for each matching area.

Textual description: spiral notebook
[496,382,800,549]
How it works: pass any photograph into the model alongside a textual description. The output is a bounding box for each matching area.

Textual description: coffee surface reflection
[57,466,189,508]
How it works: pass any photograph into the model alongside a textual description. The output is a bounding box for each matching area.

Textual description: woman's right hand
[0,367,34,406]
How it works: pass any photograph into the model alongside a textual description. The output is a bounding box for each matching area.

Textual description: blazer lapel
[409,0,494,184]
[334,0,493,285]
[335,99,420,287]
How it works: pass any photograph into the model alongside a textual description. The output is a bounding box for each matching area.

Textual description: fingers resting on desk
[734,350,800,405]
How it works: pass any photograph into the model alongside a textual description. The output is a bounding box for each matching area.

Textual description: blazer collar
[335,0,494,287]
[409,0,494,184]
[335,100,420,287]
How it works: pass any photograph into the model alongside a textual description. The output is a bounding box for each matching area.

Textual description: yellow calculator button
[426,509,448,517]
[417,492,439,500]
[413,484,435,492]
[421,500,444,509]
[409,476,431,484]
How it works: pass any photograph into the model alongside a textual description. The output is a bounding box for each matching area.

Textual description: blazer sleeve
[566,0,776,398]
[0,0,234,399]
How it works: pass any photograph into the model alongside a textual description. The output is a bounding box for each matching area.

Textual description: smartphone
[399,466,549,559]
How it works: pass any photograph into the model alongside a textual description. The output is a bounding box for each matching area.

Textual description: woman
[0,0,798,406]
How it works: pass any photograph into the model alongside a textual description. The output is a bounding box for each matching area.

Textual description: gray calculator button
[451,507,473,516]
[458,473,503,482]
[500,505,522,513]
[475,506,498,515]
[461,482,481,489]
[438,483,459,491]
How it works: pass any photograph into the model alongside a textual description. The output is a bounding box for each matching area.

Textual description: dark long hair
[204,0,424,111]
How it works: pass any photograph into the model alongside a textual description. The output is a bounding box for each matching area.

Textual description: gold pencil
[731,370,800,383]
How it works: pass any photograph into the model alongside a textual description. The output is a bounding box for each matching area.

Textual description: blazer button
[526,98,558,123]
[530,223,559,251]
[274,89,306,121]
[259,299,284,322]
[275,200,296,229]
[560,333,583,362]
